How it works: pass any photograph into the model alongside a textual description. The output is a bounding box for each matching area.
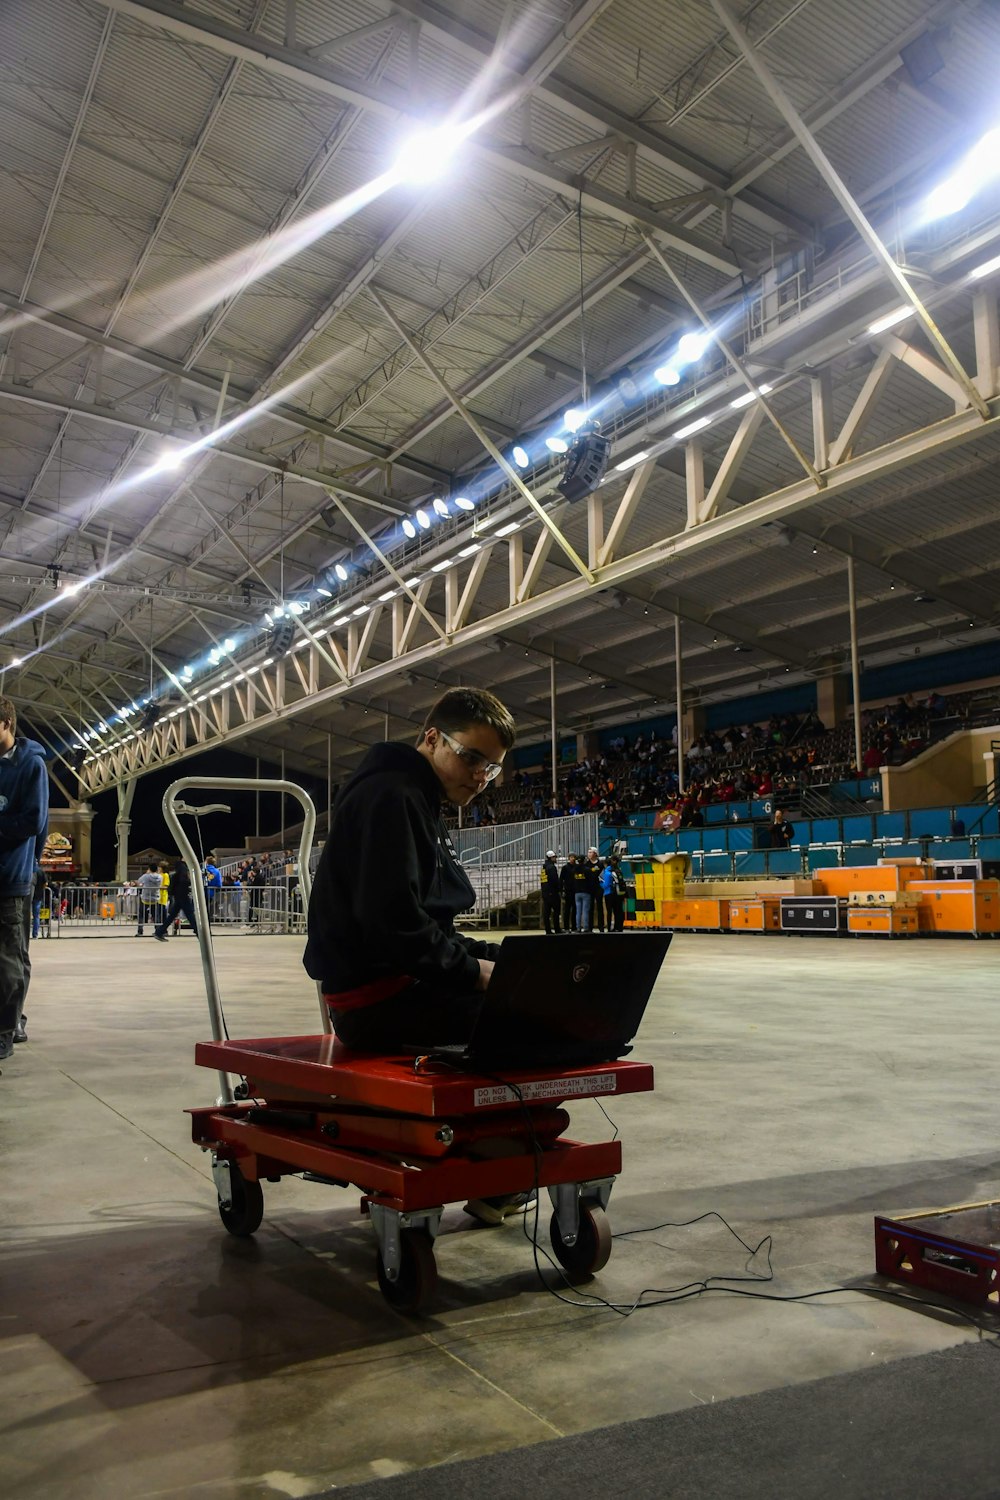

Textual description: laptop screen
[470,932,671,1056]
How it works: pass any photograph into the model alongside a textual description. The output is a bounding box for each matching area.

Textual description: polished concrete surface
[3,929,998,1498]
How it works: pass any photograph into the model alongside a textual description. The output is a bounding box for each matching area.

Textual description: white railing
[452,813,601,867]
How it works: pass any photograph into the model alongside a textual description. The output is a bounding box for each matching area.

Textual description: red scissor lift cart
[171,779,655,1314]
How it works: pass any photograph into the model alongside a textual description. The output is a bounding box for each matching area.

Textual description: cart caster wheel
[550,1202,612,1280]
[376,1230,438,1315]
[218,1163,264,1237]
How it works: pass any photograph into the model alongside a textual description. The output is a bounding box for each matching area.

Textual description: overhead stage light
[416,509,431,530]
[402,518,417,538]
[334,563,348,581]
[545,436,569,454]
[433,498,449,517]
[511,445,530,468]
[393,123,465,184]
[654,363,680,386]
[677,331,710,362]
[453,495,475,511]
[564,407,587,433]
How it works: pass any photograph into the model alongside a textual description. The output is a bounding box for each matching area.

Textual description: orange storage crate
[661,898,730,930]
[814,865,925,898]
[908,880,1000,935]
[846,907,919,936]
[727,897,781,932]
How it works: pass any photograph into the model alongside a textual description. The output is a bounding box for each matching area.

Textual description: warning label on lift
[473,1074,618,1107]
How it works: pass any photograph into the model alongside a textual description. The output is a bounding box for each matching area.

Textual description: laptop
[428,932,672,1070]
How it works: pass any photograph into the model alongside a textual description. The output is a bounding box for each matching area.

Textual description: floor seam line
[419,1333,566,1437]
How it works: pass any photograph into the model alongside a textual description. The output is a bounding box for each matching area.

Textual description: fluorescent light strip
[673,416,712,440]
[867,306,911,335]
[730,383,772,409]
[495,521,520,537]
[970,252,1000,280]
[615,450,649,471]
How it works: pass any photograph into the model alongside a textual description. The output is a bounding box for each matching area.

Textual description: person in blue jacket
[0,696,49,1061]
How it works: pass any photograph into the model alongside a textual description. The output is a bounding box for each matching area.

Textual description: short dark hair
[0,695,16,736]
[420,688,516,750]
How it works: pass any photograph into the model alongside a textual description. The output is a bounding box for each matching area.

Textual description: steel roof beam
[386,0,813,241]
[101,0,741,276]
[0,291,450,487]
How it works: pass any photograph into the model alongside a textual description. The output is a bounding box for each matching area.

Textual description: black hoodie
[303,742,498,1000]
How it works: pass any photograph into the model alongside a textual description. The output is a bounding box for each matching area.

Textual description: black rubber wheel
[218,1162,264,1237]
[375,1229,438,1315]
[549,1202,613,1280]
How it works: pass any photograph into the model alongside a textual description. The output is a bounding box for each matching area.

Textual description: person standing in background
[540,850,561,935]
[135,864,162,937]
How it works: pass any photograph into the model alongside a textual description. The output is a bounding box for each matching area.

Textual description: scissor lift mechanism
[168,777,654,1314]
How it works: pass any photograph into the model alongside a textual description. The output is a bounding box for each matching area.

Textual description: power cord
[407,1057,1000,1341]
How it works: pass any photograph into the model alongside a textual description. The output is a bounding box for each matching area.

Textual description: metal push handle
[162,777,324,1106]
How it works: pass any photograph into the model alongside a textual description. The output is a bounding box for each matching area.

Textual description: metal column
[847,557,864,775]
[550,656,558,803]
[675,615,685,795]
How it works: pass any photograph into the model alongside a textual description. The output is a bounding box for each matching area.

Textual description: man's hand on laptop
[475,959,495,991]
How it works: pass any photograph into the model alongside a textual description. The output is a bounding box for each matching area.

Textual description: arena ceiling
[1,0,999,794]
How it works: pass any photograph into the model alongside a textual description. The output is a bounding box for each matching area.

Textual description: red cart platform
[191,1034,654,1312]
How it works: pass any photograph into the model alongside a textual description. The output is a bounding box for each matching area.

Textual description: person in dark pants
[246,859,265,923]
[605,857,627,932]
[0,695,49,1061]
[585,847,604,931]
[559,853,577,932]
[153,860,199,940]
[540,850,561,935]
[304,687,526,1227]
[771,810,795,848]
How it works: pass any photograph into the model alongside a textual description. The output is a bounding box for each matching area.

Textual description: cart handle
[162,777,324,1106]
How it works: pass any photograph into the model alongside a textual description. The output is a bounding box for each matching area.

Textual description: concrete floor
[3,928,999,1499]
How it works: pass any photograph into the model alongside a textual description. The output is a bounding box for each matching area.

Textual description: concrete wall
[881,725,1000,811]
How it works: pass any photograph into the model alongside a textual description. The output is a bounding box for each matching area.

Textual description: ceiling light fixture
[867,306,911,335]
[673,416,712,440]
[677,330,710,361]
[730,383,772,409]
[545,436,569,454]
[511,445,530,468]
[615,450,650,472]
[402,518,417,539]
[416,509,431,530]
[969,252,1000,280]
[653,363,680,386]
[453,495,475,510]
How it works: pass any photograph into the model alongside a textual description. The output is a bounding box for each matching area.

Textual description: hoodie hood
[339,741,442,811]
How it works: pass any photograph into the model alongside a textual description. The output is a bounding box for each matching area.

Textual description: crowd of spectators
[471,685,989,831]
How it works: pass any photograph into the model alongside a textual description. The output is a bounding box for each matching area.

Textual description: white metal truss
[78,273,1000,794]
